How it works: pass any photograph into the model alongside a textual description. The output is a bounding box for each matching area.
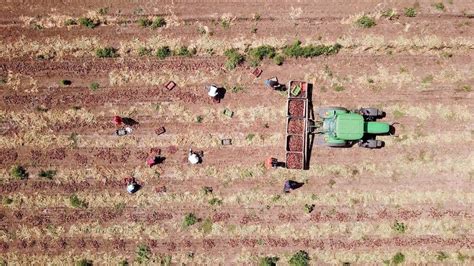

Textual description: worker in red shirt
[113,116,122,126]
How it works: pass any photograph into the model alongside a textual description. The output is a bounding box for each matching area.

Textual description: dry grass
[3,35,472,59]
[7,188,473,209]
[0,36,99,58]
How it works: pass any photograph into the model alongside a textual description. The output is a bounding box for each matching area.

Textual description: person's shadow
[129,184,142,194]
[154,156,166,164]
[287,180,304,190]
[122,117,139,126]
[216,87,227,101]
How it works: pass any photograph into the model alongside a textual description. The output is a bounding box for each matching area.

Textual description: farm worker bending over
[113,116,122,126]
[207,85,219,98]
[264,77,285,91]
[188,149,200,164]
[124,177,140,194]
[265,157,278,169]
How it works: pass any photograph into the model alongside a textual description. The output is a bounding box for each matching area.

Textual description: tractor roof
[335,113,364,140]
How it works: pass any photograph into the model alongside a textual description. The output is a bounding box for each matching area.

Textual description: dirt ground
[0,0,473,264]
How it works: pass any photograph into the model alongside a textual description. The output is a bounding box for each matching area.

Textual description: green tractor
[314,107,391,148]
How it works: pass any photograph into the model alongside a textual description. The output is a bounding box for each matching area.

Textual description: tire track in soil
[0,235,472,256]
[0,205,471,230]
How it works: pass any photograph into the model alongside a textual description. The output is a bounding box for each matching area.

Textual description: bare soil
[0,0,473,264]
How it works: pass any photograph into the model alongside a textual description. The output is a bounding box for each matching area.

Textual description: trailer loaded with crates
[285,80,311,170]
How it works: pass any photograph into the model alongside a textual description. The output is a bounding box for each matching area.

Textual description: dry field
[0,0,473,265]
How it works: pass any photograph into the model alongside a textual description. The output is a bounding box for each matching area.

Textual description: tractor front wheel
[358,108,385,119]
[318,107,347,119]
[359,139,384,149]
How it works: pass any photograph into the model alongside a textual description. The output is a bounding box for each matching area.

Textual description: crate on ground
[164,81,176,91]
[252,68,262,78]
[155,127,166,136]
[223,108,234,118]
[221,139,232,145]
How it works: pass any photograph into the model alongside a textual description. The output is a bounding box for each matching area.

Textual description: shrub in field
[434,2,445,11]
[283,40,342,58]
[304,204,315,213]
[136,244,151,264]
[39,170,56,179]
[392,221,407,233]
[382,9,399,20]
[60,79,72,86]
[436,251,449,261]
[2,197,13,205]
[246,133,255,141]
[183,213,198,227]
[0,259,6,266]
[289,250,310,266]
[393,110,405,119]
[10,165,28,180]
[333,84,345,92]
[248,45,276,66]
[404,7,417,17]
[119,260,128,266]
[138,47,152,56]
[356,15,376,28]
[200,218,213,234]
[196,115,204,123]
[230,85,245,93]
[89,82,100,91]
[460,85,472,92]
[273,54,285,65]
[174,46,192,57]
[202,186,213,195]
[392,252,405,264]
[457,252,468,262]
[208,197,222,206]
[224,48,244,70]
[64,19,77,26]
[160,255,172,266]
[98,7,109,15]
[156,46,171,59]
[78,17,99,28]
[259,256,279,266]
[70,194,88,208]
[96,47,118,58]
[221,18,231,29]
[76,259,92,266]
[271,195,281,202]
[138,18,152,27]
[151,17,166,29]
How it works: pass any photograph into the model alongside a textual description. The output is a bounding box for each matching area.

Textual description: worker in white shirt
[207,84,221,103]
[188,149,201,164]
